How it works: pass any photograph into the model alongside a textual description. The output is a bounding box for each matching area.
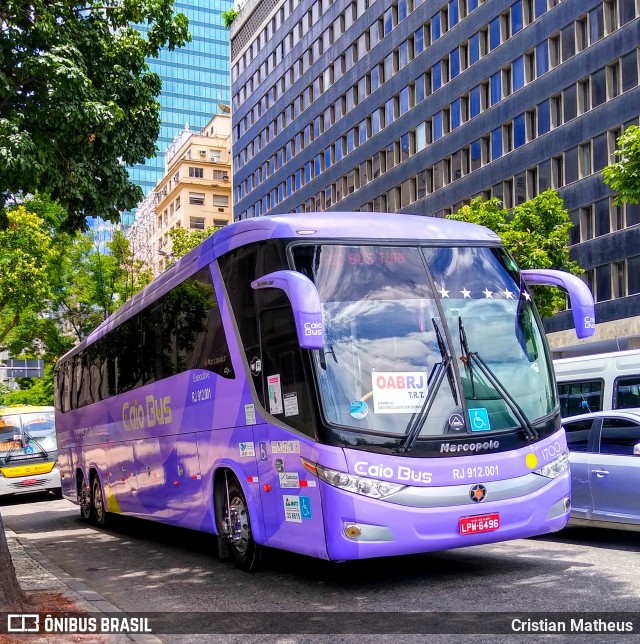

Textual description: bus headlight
[314,463,406,499]
[534,450,570,479]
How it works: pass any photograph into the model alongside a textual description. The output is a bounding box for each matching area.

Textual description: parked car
[564,409,640,531]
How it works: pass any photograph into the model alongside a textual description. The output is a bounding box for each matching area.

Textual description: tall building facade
[125,114,233,275]
[123,0,234,226]
[230,0,640,356]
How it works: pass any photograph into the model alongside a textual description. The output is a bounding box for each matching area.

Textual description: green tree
[167,225,219,263]
[447,189,582,318]
[221,8,239,29]
[602,125,640,205]
[0,0,191,230]
[0,205,58,345]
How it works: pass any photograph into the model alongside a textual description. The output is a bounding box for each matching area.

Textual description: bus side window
[614,376,640,409]
[260,305,315,438]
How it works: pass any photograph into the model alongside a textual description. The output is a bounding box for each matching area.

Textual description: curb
[6,529,163,644]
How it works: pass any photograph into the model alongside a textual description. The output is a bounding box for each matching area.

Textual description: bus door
[253,304,329,559]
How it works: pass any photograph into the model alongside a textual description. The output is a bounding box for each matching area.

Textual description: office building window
[189,192,205,205]
[190,216,206,230]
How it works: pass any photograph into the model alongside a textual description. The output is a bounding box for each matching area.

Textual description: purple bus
[54,213,595,570]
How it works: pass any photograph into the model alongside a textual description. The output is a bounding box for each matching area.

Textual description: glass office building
[123,0,234,226]
[230,0,640,354]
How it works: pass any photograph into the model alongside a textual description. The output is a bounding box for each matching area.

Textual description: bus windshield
[293,244,557,439]
[0,411,57,457]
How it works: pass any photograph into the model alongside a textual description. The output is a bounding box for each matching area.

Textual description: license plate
[459,513,500,535]
[21,479,37,486]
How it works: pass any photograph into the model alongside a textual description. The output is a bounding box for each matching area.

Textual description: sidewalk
[5,530,161,644]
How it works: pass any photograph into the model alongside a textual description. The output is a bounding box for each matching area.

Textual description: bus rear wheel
[91,474,108,527]
[219,478,262,572]
[78,473,91,521]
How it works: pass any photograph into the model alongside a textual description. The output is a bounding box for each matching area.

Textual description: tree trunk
[0,511,30,610]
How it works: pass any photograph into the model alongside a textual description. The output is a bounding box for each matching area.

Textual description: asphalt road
[2,493,640,643]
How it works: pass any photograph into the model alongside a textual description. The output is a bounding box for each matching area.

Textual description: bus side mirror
[521,269,595,339]
[251,270,324,350]
[633,443,640,456]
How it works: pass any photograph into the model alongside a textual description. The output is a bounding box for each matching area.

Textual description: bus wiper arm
[395,320,454,454]
[23,432,48,458]
[458,317,476,399]
[434,318,458,406]
[458,317,539,442]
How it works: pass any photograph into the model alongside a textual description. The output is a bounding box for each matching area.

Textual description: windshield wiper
[434,318,458,406]
[23,432,48,458]
[395,319,454,454]
[458,317,539,442]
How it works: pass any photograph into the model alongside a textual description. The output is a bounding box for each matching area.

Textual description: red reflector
[263,484,272,492]
[459,513,500,535]
[22,479,37,485]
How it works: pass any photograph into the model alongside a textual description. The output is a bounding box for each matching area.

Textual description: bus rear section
[0,406,61,499]
[54,213,594,566]
[554,349,640,417]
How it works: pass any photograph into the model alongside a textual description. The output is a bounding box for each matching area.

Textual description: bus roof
[57,213,501,365]
[0,405,54,416]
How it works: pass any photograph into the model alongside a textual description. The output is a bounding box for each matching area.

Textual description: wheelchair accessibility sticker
[468,408,491,432]
[299,496,312,520]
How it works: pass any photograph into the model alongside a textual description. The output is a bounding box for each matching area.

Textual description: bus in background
[554,349,640,418]
[54,213,594,570]
[0,406,61,499]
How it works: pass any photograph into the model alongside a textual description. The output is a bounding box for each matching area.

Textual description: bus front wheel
[219,477,262,572]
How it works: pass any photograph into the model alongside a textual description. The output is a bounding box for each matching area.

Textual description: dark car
[564,409,640,532]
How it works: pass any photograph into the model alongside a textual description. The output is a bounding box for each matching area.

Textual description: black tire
[78,473,92,520]
[91,474,108,527]
[221,478,262,572]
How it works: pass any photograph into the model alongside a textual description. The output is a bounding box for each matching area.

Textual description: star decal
[502,288,514,300]
[522,291,531,301]
[460,287,471,299]
[482,288,493,299]
[438,286,450,298]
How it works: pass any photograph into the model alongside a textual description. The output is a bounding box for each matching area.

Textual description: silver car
[564,409,640,531]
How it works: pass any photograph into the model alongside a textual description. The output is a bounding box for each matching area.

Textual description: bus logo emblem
[470,484,487,502]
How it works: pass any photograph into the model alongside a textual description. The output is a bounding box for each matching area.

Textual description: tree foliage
[447,189,582,318]
[167,225,219,263]
[0,203,152,406]
[602,125,640,205]
[221,8,239,29]
[0,0,191,230]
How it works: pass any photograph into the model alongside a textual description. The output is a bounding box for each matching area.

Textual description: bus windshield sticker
[283,393,299,417]
[283,495,302,523]
[259,441,268,461]
[350,400,369,419]
[275,459,284,472]
[468,408,491,432]
[244,404,256,425]
[371,371,429,414]
[279,472,300,488]
[239,442,255,458]
[268,374,284,415]
[250,356,262,376]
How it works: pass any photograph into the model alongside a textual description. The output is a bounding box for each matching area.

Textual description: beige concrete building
[127,113,233,274]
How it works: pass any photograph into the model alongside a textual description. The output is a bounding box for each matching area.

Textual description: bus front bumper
[0,464,61,497]
[320,470,570,561]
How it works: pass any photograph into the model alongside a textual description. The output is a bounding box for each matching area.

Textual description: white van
[553,349,640,418]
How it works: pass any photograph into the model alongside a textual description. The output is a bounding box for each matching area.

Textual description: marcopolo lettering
[440,440,500,453]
